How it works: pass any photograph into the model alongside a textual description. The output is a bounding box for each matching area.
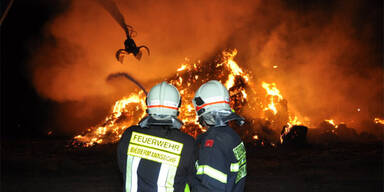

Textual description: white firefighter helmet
[192,80,231,118]
[146,81,181,118]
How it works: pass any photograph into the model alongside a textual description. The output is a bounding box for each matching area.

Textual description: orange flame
[74,49,252,146]
[74,92,146,147]
[220,49,249,90]
[325,119,338,128]
[73,49,344,147]
[177,64,187,72]
[262,82,283,115]
[288,116,302,126]
[374,117,384,125]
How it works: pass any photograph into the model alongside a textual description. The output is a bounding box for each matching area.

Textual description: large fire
[73,49,381,147]
[73,49,307,146]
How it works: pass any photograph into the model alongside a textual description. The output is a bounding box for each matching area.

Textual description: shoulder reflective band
[195,101,230,111]
[232,142,247,183]
[233,142,246,161]
[128,132,183,167]
[196,165,227,183]
[130,132,183,154]
[230,157,247,172]
[230,162,239,172]
[236,164,247,183]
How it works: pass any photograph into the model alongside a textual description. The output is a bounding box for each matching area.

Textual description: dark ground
[1,138,382,192]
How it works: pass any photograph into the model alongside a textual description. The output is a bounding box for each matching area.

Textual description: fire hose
[107,72,148,95]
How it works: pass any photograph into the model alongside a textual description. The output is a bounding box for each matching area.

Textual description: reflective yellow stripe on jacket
[195,161,228,183]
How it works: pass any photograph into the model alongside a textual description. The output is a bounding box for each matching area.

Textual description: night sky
[1,0,69,138]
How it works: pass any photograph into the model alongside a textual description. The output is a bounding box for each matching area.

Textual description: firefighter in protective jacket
[192,80,247,192]
[117,82,196,192]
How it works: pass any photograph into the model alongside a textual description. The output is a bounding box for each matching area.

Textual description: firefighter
[117,82,196,192]
[192,80,247,192]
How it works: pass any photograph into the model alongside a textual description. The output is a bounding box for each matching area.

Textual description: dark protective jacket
[117,125,196,192]
[194,125,246,192]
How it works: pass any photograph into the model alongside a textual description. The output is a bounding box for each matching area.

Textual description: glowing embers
[177,64,187,72]
[322,119,345,135]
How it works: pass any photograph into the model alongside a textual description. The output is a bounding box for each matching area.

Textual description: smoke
[94,0,133,37]
[30,0,382,133]
[30,0,258,101]
[227,0,383,130]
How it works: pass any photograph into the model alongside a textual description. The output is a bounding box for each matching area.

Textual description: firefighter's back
[196,125,246,192]
[118,125,195,192]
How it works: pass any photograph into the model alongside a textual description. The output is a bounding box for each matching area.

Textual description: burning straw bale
[72,48,382,147]
[307,121,380,144]
[280,125,308,146]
